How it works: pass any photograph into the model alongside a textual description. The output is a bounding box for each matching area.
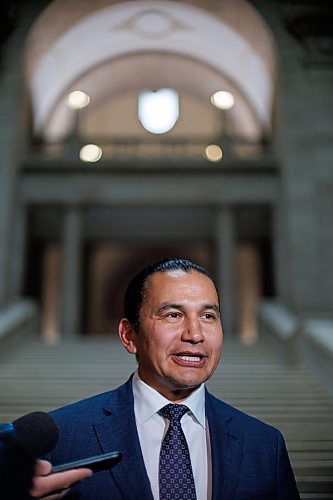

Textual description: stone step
[1,335,332,498]
[301,495,333,499]
[292,461,333,475]
[296,476,333,493]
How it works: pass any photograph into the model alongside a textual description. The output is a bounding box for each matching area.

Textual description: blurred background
[0,1,332,497]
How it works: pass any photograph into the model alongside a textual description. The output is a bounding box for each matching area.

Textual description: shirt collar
[132,370,206,429]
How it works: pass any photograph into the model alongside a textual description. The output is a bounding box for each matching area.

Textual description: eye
[201,312,217,321]
[164,311,182,322]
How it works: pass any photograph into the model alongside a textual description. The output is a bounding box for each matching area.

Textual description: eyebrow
[156,303,220,314]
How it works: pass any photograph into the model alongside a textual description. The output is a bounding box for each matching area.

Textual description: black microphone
[0,411,59,457]
[0,411,59,499]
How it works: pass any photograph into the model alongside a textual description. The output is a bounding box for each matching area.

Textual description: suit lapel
[93,378,154,500]
[206,391,242,500]
[91,381,242,500]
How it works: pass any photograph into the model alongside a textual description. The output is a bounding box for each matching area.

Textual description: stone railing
[0,299,39,351]
[27,135,270,164]
[258,300,333,396]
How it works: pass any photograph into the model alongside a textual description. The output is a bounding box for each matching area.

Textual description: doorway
[84,241,214,334]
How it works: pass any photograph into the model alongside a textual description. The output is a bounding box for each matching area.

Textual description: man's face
[119,270,223,401]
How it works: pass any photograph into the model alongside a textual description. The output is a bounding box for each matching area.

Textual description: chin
[167,374,205,391]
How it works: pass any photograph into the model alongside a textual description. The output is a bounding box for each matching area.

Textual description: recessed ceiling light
[79,144,102,162]
[66,90,91,110]
[210,90,235,110]
[205,144,223,162]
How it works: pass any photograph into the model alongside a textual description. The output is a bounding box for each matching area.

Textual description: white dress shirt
[132,371,211,500]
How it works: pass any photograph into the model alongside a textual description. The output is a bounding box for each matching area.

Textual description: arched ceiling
[48,53,260,141]
[24,0,277,143]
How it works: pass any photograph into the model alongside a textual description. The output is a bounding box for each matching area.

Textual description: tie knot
[159,403,189,422]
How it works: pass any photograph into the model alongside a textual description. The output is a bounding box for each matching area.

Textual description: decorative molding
[113,9,189,39]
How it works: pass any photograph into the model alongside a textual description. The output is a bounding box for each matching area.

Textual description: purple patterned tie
[158,404,197,500]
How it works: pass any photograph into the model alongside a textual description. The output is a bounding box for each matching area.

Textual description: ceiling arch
[24,0,277,141]
[47,53,261,141]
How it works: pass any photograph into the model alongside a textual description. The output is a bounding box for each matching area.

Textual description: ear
[118,318,138,354]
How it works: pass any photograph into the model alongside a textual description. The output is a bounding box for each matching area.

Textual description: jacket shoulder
[49,377,133,424]
[206,391,282,438]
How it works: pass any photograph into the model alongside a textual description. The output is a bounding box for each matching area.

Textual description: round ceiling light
[66,90,91,110]
[79,144,102,162]
[205,144,223,162]
[210,90,235,110]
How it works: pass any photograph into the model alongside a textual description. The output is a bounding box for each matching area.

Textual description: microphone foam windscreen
[13,411,59,457]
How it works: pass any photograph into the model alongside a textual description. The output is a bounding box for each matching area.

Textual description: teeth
[178,355,202,362]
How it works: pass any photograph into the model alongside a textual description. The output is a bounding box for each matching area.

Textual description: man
[31,258,300,499]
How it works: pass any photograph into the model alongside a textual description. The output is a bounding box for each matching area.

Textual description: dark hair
[123,258,218,330]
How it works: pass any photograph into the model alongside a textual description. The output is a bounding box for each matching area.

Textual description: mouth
[172,353,207,367]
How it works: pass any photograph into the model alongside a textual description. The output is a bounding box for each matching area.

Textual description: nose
[181,316,204,343]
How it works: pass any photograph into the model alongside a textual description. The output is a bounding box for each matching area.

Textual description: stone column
[0,38,23,307]
[269,6,333,315]
[8,204,28,298]
[0,1,42,308]
[215,207,235,335]
[272,202,288,301]
[60,206,82,337]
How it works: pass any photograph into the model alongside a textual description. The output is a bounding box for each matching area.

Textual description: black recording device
[52,450,122,473]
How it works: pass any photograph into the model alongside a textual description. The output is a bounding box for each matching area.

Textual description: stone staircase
[0,334,332,499]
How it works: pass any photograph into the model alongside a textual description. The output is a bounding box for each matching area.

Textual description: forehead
[143,269,218,302]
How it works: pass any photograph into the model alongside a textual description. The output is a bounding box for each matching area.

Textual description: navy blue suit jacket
[47,376,300,499]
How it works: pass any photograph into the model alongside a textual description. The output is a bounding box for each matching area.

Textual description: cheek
[209,332,223,357]
[146,327,179,357]
[141,325,169,351]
